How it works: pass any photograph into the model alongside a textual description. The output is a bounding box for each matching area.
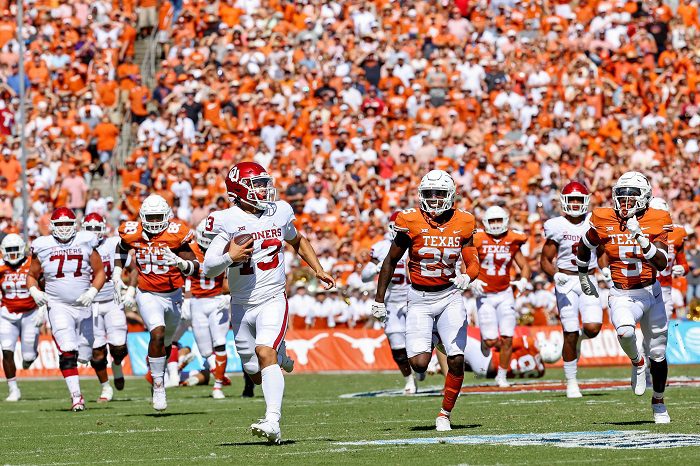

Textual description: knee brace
[109,344,129,364]
[22,358,36,370]
[616,325,636,339]
[91,357,108,371]
[213,344,226,353]
[391,348,409,366]
[59,351,78,371]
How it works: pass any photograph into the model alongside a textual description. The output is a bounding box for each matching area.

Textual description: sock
[149,356,166,388]
[404,374,414,384]
[497,367,508,379]
[7,378,17,391]
[101,381,110,389]
[652,391,664,401]
[563,359,578,382]
[441,372,464,413]
[650,358,668,394]
[65,375,81,398]
[618,335,640,362]
[112,363,123,379]
[213,351,227,385]
[261,365,285,423]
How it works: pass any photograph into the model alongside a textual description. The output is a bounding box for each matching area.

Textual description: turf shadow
[123,411,208,418]
[219,440,296,446]
[594,420,655,426]
[409,424,481,431]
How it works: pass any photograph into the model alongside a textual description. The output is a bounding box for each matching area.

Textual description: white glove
[626,216,649,248]
[34,305,47,328]
[29,286,47,307]
[113,266,127,303]
[122,286,136,309]
[371,301,387,323]
[450,273,472,291]
[469,279,487,297]
[600,267,612,282]
[579,272,599,297]
[76,287,99,307]
[163,247,188,270]
[510,277,530,293]
[672,264,687,277]
[217,295,230,312]
[180,298,191,320]
[553,272,569,287]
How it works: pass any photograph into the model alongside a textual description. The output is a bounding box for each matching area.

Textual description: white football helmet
[195,219,215,250]
[418,170,456,216]
[648,197,669,212]
[612,171,652,219]
[0,234,26,265]
[482,206,509,236]
[139,195,173,235]
[537,339,561,364]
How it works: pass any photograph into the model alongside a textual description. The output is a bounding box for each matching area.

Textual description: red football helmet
[559,181,590,217]
[83,212,106,240]
[225,162,277,211]
[387,211,400,240]
[50,207,77,242]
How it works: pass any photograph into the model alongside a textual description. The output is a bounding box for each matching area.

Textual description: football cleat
[495,374,511,388]
[5,387,21,402]
[152,386,167,411]
[403,375,417,395]
[435,414,452,432]
[71,395,85,412]
[631,357,647,396]
[279,354,294,373]
[251,419,282,444]
[98,385,113,403]
[212,388,225,399]
[114,377,125,391]
[652,399,671,424]
[566,380,583,399]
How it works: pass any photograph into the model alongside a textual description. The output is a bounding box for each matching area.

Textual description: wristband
[581,234,595,250]
[576,258,589,269]
[643,243,658,260]
[636,235,650,249]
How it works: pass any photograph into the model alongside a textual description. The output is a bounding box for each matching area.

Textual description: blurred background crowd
[1,0,699,330]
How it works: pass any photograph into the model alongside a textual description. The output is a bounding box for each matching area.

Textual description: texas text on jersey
[584,207,671,289]
[190,242,224,298]
[393,207,476,290]
[31,231,100,304]
[0,258,35,313]
[118,220,194,292]
[473,229,528,293]
[205,200,297,305]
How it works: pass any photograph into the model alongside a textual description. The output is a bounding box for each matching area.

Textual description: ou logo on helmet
[229,166,240,183]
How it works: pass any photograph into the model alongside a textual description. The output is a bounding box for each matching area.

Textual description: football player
[372,169,480,431]
[463,334,559,379]
[470,206,531,389]
[577,171,672,423]
[648,198,689,318]
[26,208,106,411]
[114,194,198,411]
[83,213,129,401]
[203,161,334,444]
[190,219,230,399]
[541,182,603,398]
[0,234,43,401]
[361,211,419,394]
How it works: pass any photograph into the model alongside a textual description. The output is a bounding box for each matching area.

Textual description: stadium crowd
[1,0,700,330]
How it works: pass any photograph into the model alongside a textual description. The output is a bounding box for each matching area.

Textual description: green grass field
[2,366,700,465]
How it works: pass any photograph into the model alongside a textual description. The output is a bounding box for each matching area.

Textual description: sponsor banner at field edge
[6,320,700,376]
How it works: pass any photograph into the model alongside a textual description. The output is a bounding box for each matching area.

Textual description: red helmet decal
[51,207,77,221]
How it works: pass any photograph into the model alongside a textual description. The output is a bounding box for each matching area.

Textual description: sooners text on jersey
[0,258,36,313]
[31,231,99,304]
[473,229,527,293]
[543,214,597,272]
[190,242,224,298]
[118,220,194,292]
[207,200,297,305]
[586,207,671,289]
[393,208,476,288]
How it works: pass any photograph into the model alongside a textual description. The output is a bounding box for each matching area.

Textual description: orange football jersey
[586,207,671,289]
[189,242,224,298]
[394,208,476,287]
[658,225,687,288]
[474,229,528,293]
[118,220,194,292]
[0,258,36,313]
[492,335,544,378]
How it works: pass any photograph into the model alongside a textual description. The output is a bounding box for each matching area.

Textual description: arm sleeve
[360,261,379,282]
[462,245,480,280]
[283,205,298,241]
[676,248,690,273]
[202,233,234,278]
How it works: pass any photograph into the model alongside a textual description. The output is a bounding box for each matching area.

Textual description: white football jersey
[94,236,121,303]
[31,231,99,304]
[207,201,297,305]
[370,239,409,305]
[543,214,597,272]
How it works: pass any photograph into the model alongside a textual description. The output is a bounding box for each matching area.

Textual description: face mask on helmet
[240,175,277,210]
[1,236,25,265]
[419,188,453,215]
[613,186,645,218]
[83,221,106,239]
[51,219,77,242]
[560,193,590,217]
[483,215,509,235]
[195,221,216,250]
[141,211,170,234]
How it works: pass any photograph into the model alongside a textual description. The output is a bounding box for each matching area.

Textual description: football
[233,233,254,246]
